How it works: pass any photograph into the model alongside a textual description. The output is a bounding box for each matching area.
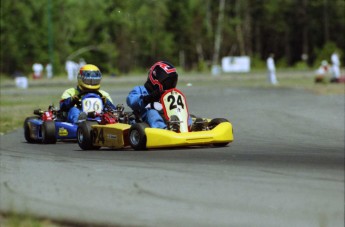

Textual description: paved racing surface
[1,84,344,227]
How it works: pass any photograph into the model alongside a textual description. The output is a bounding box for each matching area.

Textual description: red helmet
[144,61,178,92]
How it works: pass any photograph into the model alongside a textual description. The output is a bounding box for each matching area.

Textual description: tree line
[1,0,344,76]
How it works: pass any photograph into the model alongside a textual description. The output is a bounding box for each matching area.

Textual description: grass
[0,212,60,227]
[0,71,344,134]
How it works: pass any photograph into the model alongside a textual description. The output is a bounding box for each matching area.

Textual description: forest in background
[1,0,344,75]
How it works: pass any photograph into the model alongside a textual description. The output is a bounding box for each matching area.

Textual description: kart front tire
[129,123,149,150]
[77,121,100,150]
[24,116,39,143]
[208,118,230,147]
[42,120,56,144]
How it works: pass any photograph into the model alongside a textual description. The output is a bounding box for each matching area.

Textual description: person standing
[32,62,43,79]
[46,63,53,79]
[266,53,278,85]
[330,51,340,83]
[65,60,77,81]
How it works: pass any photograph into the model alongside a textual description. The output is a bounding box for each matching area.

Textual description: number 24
[167,95,184,110]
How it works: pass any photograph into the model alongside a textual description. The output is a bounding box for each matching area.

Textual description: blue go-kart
[24,92,104,144]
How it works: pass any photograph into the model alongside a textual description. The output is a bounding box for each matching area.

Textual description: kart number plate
[82,98,103,114]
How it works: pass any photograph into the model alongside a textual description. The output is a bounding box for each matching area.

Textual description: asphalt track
[1,84,344,227]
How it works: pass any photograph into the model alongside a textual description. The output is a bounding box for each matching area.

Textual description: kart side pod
[77,121,131,150]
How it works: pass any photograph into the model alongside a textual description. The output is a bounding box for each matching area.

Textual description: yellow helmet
[77,64,102,91]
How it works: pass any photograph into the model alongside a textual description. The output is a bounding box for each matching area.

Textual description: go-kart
[77,104,135,150]
[77,88,234,150]
[23,92,105,144]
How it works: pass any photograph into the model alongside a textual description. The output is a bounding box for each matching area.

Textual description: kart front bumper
[145,122,233,148]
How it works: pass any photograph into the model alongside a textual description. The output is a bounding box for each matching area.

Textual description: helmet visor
[81,70,102,85]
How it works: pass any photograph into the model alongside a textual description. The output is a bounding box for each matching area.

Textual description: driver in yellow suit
[60,64,116,123]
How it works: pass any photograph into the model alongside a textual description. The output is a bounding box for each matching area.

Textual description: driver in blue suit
[126,61,192,129]
[60,64,116,123]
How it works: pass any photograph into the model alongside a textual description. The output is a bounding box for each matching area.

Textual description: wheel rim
[42,125,46,139]
[78,129,83,143]
[130,130,140,146]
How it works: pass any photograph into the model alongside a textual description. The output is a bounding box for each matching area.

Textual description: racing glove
[142,89,163,105]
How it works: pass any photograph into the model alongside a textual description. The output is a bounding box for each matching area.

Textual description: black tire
[129,123,149,150]
[208,118,230,147]
[77,121,100,150]
[24,116,39,143]
[42,120,57,144]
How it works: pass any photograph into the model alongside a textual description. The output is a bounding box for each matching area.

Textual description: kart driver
[126,61,192,130]
[60,64,116,123]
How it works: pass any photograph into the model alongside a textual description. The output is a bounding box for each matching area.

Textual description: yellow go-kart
[77,89,234,150]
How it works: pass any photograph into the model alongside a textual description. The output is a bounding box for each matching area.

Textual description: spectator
[314,60,329,83]
[46,63,53,79]
[32,62,43,79]
[266,53,278,85]
[65,60,78,81]
[13,71,28,89]
[330,51,341,83]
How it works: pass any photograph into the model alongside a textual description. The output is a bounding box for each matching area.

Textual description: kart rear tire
[129,123,149,150]
[42,120,57,144]
[24,116,39,143]
[77,121,100,150]
[208,118,230,147]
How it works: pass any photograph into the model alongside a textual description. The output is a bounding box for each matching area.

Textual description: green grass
[0,212,60,227]
[0,71,344,134]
